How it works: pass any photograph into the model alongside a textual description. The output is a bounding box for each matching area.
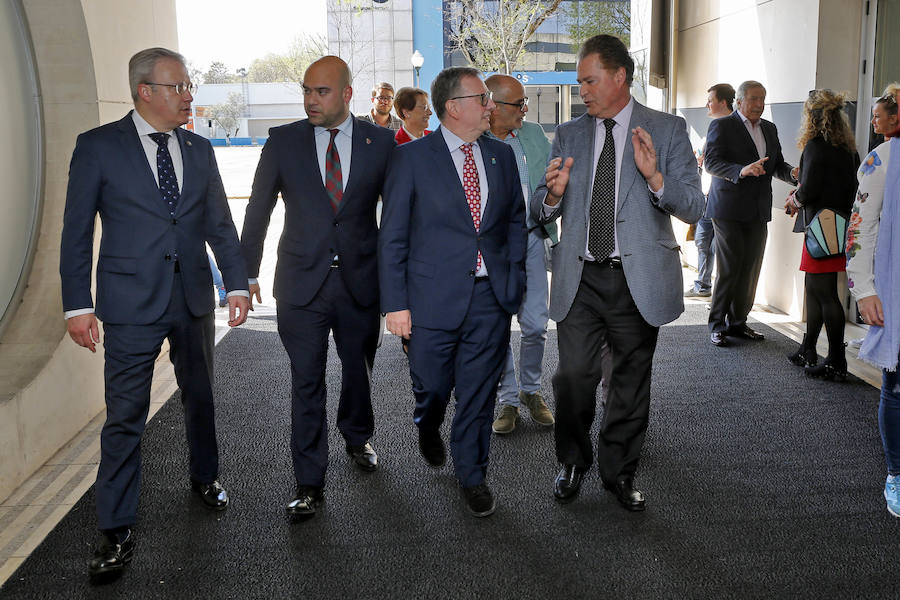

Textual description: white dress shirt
[314,114,353,187]
[441,126,490,276]
[738,110,767,160]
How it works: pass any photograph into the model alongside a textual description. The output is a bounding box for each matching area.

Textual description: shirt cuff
[248,278,258,286]
[64,308,94,320]
[649,182,664,198]
[227,290,250,298]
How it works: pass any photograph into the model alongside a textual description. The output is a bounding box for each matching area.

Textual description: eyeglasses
[375,96,394,102]
[450,91,493,106]
[145,81,197,95]
[495,97,529,111]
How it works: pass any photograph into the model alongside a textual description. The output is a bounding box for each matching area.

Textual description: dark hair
[707,83,735,111]
[371,82,394,98]
[431,66,481,120]
[577,34,633,86]
[394,87,427,120]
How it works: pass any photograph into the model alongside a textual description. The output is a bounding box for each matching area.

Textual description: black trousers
[553,261,659,484]
[708,219,767,333]
[276,268,379,488]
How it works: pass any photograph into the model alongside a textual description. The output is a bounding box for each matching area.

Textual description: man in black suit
[241,56,395,517]
[60,47,250,581]
[704,80,797,347]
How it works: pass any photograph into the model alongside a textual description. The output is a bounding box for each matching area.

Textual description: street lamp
[411,50,424,88]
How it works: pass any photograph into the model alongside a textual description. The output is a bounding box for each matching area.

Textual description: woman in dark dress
[785,89,860,379]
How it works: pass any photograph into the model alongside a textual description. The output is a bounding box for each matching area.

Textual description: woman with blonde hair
[785,89,859,378]
[872,83,899,144]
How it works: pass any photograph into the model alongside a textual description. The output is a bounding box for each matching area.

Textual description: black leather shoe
[346,441,378,472]
[604,477,646,511]
[418,429,446,467]
[286,486,324,517]
[728,325,764,340]
[191,479,229,510]
[461,483,496,517]
[554,464,587,503]
[88,529,134,583]
[710,331,728,347]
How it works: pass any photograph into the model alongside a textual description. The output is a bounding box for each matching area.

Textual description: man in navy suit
[379,66,527,517]
[240,56,395,518]
[704,80,797,347]
[60,47,250,581]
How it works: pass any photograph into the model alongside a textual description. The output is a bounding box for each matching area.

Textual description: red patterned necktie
[460,143,483,271]
[325,128,343,212]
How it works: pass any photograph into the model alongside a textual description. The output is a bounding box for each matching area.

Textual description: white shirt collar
[132,109,174,136]
[737,110,759,127]
[314,113,353,137]
[440,125,479,153]
[596,96,634,131]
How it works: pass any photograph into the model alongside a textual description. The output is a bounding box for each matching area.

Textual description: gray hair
[736,80,766,101]
[129,47,186,102]
[431,66,481,121]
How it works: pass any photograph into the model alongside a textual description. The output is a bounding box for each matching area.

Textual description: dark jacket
[792,135,860,232]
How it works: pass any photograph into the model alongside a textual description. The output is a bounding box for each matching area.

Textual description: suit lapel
[479,139,502,227]
[116,114,168,216]
[337,117,365,213]
[173,128,194,215]
[575,115,596,224]
[429,128,473,225]
[294,121,334,209]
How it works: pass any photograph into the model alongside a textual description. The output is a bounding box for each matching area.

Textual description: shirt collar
[314,113,353,137]
[737,110,758,127]
[440,125,479,153]
[132,109,174,136]
[596,96,634,131]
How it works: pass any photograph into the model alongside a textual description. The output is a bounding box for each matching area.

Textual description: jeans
[208,252,224,290]
[693,216,715,292]
[498,231,550,406]
[880,349,900,476]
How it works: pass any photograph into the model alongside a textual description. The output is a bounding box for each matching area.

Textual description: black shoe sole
[553,490,579,504]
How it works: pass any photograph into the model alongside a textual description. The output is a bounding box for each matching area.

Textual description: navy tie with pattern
[149,132,179,217]
[588,118,617,260]
[324,128,343,213]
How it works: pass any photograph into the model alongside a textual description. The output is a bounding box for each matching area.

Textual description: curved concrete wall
[0,0,177,503]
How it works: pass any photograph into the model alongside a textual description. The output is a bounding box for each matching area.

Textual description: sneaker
[848,337,864,349]
[217,286,227,307]
[684,287,711,298]
[520,391,554,426]
[460,483,496,517]
[491,405,518,434]
[885,475,900,518]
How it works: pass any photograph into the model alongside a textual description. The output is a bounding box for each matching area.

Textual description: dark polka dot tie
[588,118,616,260]
[149,132,179,217]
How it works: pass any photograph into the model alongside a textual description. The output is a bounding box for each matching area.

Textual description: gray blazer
[531,101,704,327]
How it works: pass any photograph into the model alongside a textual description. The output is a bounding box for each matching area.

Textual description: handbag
[804,208,849,259]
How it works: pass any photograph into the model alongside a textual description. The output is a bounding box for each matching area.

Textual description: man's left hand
[632,127,663,192]
[228,295,250,327]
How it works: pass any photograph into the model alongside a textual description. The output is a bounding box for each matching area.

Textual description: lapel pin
[186,140,192,147]
[366,138,371,145]
[491,157,496,165]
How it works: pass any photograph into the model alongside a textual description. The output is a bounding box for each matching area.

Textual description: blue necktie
[149,132,179,217]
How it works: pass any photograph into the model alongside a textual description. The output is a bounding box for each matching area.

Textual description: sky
[176,0,327,72]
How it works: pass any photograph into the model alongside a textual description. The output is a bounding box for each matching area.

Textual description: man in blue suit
[60,47,250,581]
[379,66,527,518]
[240,56,395,518]
[704,80,797,347]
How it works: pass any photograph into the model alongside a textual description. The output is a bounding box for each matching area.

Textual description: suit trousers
[708,219,767,333]
[97,273,217,530]
[276,267,379,488]
[408,278,511,488]
[498,231,550,405]
[553,261,659,484]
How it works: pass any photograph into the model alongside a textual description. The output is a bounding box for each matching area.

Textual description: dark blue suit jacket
[378,127,527,330]
[704,110,795,222]
[60,112,247,324]
[240,117,395,307]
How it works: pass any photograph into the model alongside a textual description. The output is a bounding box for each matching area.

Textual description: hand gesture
[544,157,574,205]
[67,313,100,353]
[740,156,769,178]
[632,127,663,192]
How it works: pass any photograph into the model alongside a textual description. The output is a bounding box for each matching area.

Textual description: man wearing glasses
[481,74,556,435]
[359,82,403,130]
[379,67,527,517]
[60,47,250,582]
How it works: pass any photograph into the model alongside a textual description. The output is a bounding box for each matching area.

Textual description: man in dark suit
[240,56,395,518]
[379,66,527,517]
[532,35,704,510]
[60,47,250,582]
[704,80,797,347]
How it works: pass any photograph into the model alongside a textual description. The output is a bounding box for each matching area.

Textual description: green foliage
[203,61,237,84]
[562,0,630,52]
[209,92,246,140]
[247,35,328,83]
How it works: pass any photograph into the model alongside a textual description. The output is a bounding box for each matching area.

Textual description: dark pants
[708,219,767,333]
[97,273,217,530]
[553,261,659,484]
[276,268,379,488]
[408,278,511,488]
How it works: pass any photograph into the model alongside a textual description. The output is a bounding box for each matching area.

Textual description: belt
[474,275,489,281]
[593,257,622,269]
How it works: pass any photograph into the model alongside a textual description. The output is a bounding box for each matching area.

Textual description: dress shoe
[418,429,446,467]
[604,477,646,511]
[520,391,555,426]
[460,483,496,517]
[710,331,728,347]
[728,325,764,340]
[88,528,134,583]
[554,464,586,503]
[346,441,378,472]
[191,479,229,510]
[286,486,324,517]
[805,356,848,381]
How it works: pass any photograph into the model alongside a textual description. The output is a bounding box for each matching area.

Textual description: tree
[208,92,246,143]
[446,0,564,74]
[203,61,237,84]
[247,34,328,83]
[562,0,630,50]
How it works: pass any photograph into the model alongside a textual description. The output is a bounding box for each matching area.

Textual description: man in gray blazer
[532,35,704,510]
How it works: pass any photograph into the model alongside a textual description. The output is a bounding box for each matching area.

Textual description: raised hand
[740,156,769,178]
[544,157,574,205]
